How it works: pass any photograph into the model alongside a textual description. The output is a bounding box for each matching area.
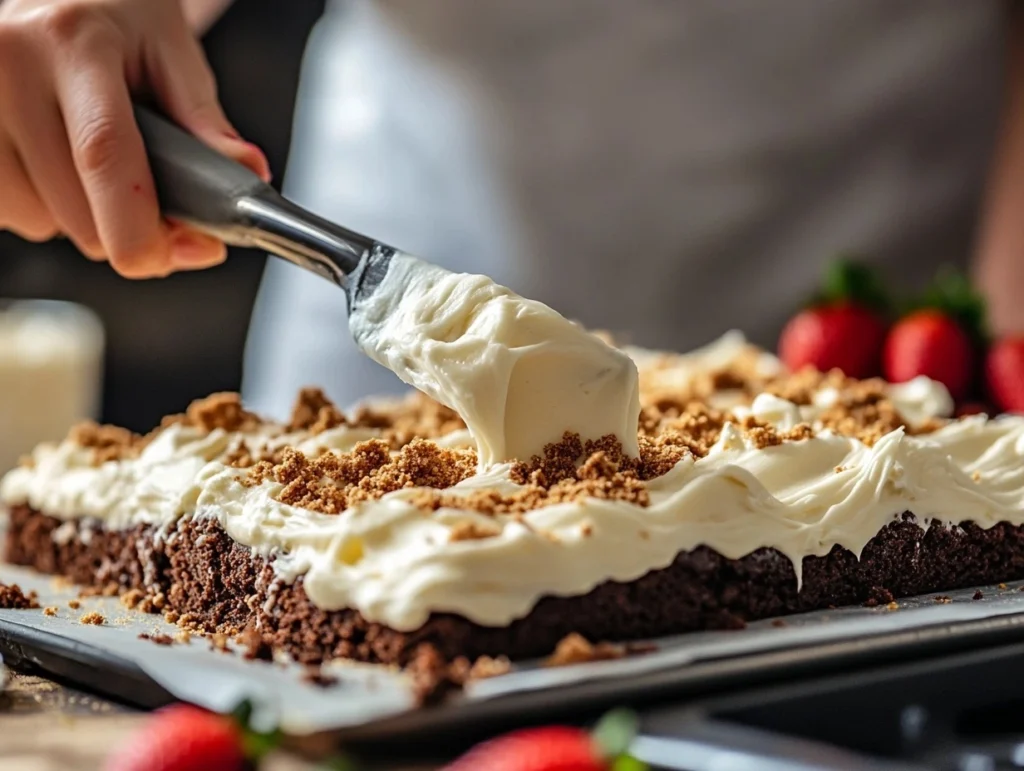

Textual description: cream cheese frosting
[4,333,1024,632]
[348,253,641,465]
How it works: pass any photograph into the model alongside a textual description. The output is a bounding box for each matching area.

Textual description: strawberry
[986,337,1024,413]
[444,726,604,771]
[444,709,646,771]
[105,704,245,771]
[882,271,986,402]
[778,260,889,378]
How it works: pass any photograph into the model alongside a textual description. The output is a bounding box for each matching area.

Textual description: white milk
[0,301,104,473]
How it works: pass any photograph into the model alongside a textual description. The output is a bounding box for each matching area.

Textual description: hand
[0,0,270,278]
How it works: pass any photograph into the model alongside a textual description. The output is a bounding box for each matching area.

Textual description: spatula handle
[132,104,268,232]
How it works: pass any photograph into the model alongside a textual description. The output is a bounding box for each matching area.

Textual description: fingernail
[238,141,272,183]
[170,231,224,267]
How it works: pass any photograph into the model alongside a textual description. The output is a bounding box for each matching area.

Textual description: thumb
[149,27,271,182]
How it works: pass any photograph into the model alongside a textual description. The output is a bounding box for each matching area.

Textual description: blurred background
[0,0,1010,464]
[0,0,325,434]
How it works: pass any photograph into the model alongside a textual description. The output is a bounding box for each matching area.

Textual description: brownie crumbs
[867,586,895,606]
[67,421,144,464]
[301,668,339,688]
[139,633,174,646]
[0,583,39,609]
[934,596,952,604]
[248,439,476,514]
[43,606,58,616]
[67,599,81,610]
[80,612,105,625]
[287,387,347,434]
[239,625,274,662]
[973,590,985,600]
[863,597,880,608]
[544,633,627,667]
[771,619,788,628]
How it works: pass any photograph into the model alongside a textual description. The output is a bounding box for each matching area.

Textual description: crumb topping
[287,387,347,434]
[247,439,477,514]
[80,611,105,625]
[350,392,466,449]
[68,421,144,465]
[177,392,263,434]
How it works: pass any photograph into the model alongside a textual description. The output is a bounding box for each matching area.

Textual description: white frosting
[4,334,1023,631]
[349,253,641,465]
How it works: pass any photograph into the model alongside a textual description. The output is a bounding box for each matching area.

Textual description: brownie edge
[7,504,1024,669]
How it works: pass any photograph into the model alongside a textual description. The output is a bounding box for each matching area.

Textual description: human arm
[0,0,266,278]
[974,4,1024,334]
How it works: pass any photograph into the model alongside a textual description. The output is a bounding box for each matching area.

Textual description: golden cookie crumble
[246,439,477,514]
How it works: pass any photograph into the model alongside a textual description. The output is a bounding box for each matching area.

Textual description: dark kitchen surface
[0,0,326,433]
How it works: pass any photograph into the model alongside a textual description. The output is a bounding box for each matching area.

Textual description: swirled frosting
[4,333,1023,631]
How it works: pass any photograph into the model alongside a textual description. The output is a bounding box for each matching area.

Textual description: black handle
[133,105,270,229]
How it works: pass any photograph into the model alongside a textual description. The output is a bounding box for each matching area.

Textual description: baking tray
[6,566,1024,749]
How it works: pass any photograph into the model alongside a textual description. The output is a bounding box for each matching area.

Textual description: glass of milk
[0,300,104,473]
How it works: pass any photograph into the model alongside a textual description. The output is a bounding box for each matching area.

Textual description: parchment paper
[4,562,1024,735]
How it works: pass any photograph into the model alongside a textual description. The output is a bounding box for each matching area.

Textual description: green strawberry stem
[817,258,890,315]
[230,699,283,763]
[913,267,989,345]
[593,709,649,770]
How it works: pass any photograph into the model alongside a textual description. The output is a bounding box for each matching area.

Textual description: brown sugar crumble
[68,421,144,465]
[43,606,58,616]
[248,439,476,514]
[287,387,347,434]
[0,583,39,609]
[934,595,952,604]
[67,599,81,610]
[80,612,105,625]
[973,590,985,600]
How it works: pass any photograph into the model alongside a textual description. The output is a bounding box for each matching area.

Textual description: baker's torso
[244,0,1003,417]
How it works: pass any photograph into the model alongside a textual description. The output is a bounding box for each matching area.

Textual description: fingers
[2,76,104,259]
[147,19,271,182]
[165,220,227,271]
[0,137,59,243]
[54,43,175,278]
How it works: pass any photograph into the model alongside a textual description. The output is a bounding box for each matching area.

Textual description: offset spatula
[132,105,395,311]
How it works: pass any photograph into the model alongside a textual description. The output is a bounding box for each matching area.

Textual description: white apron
[243,0,1003,418]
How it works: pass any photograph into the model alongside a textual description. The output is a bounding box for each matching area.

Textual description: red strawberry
[883,310,974,401]
[444,726,603,771]
[778,260,890,378]
[986,337,1024,413]
[105,704,245,771]
[882,271,987,402]
[444,709,645,771]
[956,401,990,418]
[779,303,888,378]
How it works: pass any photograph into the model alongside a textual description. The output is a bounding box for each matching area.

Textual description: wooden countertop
[0,668,435,770]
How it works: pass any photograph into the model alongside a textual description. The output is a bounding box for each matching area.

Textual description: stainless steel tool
[133,105,395,311]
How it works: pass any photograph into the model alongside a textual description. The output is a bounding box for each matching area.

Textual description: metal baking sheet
[5,562,1024,741]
